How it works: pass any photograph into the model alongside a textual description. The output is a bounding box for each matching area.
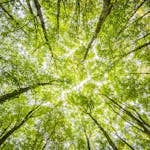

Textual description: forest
[0,0,150,149]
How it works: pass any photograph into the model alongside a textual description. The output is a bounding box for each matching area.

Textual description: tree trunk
[0,106,40,146]
[87,113,118,150]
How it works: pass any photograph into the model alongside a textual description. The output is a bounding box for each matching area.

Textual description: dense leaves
[0,0,150,149]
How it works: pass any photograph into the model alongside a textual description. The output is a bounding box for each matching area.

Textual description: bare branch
[108,103,144,133]
[109,41,150,71]
[130,72,150,74]
[0,4,29,35]
[0,123,12,138]
[26,0,35,18]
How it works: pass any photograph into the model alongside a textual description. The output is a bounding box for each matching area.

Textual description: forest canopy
[0,0,150,149]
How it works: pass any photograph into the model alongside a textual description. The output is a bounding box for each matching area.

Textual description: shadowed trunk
[33,0,53,56]
[83,128,91,150]
[0,106,40,146]
[101,94,150,135]
[86,112,118,150]
[0,80,62,104]
[83,0,112,60]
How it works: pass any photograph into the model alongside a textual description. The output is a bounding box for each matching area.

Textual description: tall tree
[0,0,149,149]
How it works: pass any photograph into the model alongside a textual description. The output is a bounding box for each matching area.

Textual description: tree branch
[130,72,150,74]
[0,0,15,5]
[0,123,12,138]
[109,41,150,71]
[117,0,147,37]
[123,41,150,57]
[0,4,15,20]
[135,32,150,42]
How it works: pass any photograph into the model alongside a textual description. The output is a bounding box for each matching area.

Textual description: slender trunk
[0,4,15,20]
[102,94,150,135]
[56,0,61,34]
[0,123,12,138]
[87,113,118,150]
[108,103,144,133]
[33,0,53,56]
[84,128,91,150]
[83,0,112,60]
[0,106,40,146]
[117,135,135,150]
[117,0,147,37]
[112,128,135,150]
[0,80,61,104]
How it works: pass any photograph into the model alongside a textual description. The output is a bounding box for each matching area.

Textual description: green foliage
[0,0,149,149]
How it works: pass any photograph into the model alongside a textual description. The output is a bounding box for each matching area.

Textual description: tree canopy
[0,0,150,149]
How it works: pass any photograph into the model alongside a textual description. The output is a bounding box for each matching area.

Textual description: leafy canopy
[0,0,150,149]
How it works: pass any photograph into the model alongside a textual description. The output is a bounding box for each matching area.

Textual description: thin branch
[122,10,150,36]
[42,120,59,150]
[0,0,15,5]
[26,0,36,18]
[117,0,147,37]
[130,72,150,74]
[123,41,150,57]
[33,0,53,57]
[0,4,29,35]
[0,4,15,20]
[127,107,150,128]
[83,0,112,61]
[26,0,39,45]
[0,123,12,138]
[108,103,144,133]
[109,41,150,71]
[75,0,80,31]
[135,33,150,42]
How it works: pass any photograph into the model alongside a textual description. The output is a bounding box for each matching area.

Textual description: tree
[0,0,149,149]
